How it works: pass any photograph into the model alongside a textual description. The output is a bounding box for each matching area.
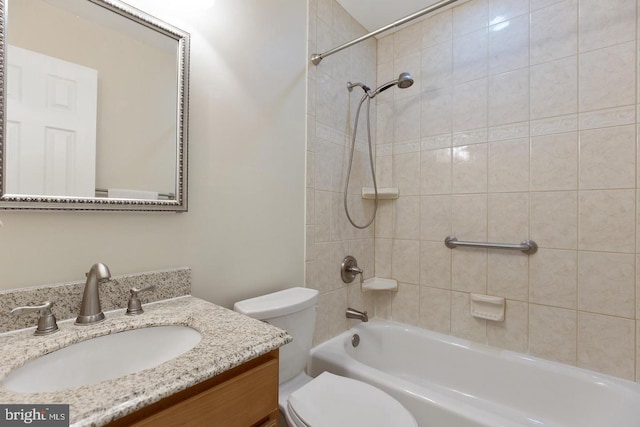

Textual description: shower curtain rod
[311,0,460,65]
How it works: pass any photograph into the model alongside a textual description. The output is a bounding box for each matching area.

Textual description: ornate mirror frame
[0,0,190,211]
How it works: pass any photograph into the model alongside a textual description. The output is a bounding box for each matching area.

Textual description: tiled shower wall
[308,0,640,382]
[306,0,378,344]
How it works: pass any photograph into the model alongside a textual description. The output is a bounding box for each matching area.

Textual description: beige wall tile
[374,291,393,319]
[315,190,332,243]
[451,194,488,241]
[347,283,375,327]
[312,241,349,293]
[488,138,529,192]
[420,240,452,289]
[578,0,636,52]
[451,291,487,343]
[421,195,452,241]
[529,249,577,309]
[530,132,578,191]
[453,144,488,193]
[579,125,636,190]
[391,283,420,326]
[577,312,635,381]
[453,79,488,131]
[349,238,375,280]
[488,69,530,127]
[392,239,420,284]
[306,226,315,262]
[487,299,528,352]
[488,251,529,301]
[530,56,578,120]
[419,286,451,334]
[578,189,635,253]
[530,0,578,65]
[488,14,529,75]
[529,304,577,365]
[394,96,421,142]
[579,41,636,112]
[374,238,392,278]
[454,29,489,84]
[452,249,488,293]
[488,192,529,242]
[374,200,394,239]
[421,42,453,92]
[394,152,421,196]
[530,191,578,249]
[421,148,452,195]
[489,0,529,22]
[421,88,454,137]
[394,196,421,240]
[453,0,489,37]
[394,23,422,57]
[422,10,453,49]
[578,251,635,318]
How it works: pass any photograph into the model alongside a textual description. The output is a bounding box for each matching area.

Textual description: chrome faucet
[75,262,111,325]
[346,307,368,322]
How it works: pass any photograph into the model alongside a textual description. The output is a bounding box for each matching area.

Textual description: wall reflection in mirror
[0,0,189,211]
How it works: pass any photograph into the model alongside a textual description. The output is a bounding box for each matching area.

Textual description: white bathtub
[308,320,640,427]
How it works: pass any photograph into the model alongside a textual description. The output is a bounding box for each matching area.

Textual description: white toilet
[234,287,417,427]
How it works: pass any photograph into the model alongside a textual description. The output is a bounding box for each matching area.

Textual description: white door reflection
[6,45,97,197]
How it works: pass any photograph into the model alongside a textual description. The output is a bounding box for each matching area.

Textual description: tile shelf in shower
[361,187,399,200]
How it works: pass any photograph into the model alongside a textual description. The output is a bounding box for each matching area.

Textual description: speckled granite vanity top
[0,296,291,426]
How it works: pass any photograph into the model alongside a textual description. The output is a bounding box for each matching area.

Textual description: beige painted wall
[0,0,307,310]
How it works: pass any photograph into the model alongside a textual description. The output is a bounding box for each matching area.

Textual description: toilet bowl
[234,287,417,427]
[283,372,417,427]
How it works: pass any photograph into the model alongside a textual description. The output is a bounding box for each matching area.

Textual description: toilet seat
[286,372,417,427]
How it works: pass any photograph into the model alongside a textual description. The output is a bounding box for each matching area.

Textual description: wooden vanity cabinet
[108,349,279,427]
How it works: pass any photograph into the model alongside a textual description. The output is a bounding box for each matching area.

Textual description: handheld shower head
[370,72,414,98]
[396,72,414,89]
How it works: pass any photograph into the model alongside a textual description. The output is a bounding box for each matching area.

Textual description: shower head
[369,72,414,98]
[396,72,414,88]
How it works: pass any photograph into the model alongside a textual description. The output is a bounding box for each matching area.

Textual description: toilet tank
[234,287,319,384]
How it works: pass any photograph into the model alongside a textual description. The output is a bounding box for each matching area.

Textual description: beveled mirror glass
[0,0,189,211]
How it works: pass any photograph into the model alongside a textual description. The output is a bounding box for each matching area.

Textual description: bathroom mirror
[0,0,189,211]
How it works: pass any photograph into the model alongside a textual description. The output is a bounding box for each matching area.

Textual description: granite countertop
[0,296,292,426]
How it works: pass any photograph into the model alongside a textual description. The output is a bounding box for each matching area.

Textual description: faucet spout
[75,263,111,325]
[346,307,368,322]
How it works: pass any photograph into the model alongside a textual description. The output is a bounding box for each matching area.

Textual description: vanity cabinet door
[109,350,279,427]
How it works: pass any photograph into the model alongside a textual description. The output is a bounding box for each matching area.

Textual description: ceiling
[336,0,440,34]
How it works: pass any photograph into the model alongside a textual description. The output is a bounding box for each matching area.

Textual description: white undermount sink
[3,325,202,393]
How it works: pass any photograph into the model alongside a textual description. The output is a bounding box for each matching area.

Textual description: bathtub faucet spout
[346,307,368,322]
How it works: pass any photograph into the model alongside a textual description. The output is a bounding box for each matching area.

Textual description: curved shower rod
[311,0,460,65]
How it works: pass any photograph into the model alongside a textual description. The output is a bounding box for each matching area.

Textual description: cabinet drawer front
[133,356,279,427]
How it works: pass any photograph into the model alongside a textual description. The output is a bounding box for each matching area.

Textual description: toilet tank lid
[233,287,319,319]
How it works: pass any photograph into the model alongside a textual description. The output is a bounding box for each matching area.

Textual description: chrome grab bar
[444,236,538,255]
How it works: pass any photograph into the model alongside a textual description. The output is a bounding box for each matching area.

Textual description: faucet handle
[126,285,156,316]
[11,301,59,336]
